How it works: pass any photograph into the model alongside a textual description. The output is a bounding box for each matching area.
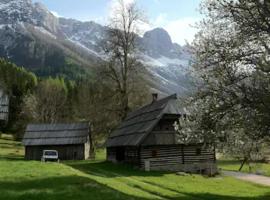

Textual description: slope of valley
[0,0,193,95]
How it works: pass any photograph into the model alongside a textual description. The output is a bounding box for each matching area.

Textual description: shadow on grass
[0,175,270,200]
[0,175,148,200]
[65,160,270,200]
[0,154,26,161]
[66,160,168,177]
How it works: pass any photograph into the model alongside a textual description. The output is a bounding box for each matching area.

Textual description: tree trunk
[120,90,129,121]
[239,157,247,171]
[88,125,96,160]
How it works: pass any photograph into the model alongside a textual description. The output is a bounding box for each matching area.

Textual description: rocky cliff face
[33,2,59,33]
[0,0,58,33]
[58,18,106,57]
[143,28,175,58]
[0,0,193,95]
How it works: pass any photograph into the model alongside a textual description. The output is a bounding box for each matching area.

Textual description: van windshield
[44,151,57,156]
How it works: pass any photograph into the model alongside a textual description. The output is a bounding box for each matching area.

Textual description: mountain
[140,28,192,95]
[0,0,99,78]
[0,0,193,95]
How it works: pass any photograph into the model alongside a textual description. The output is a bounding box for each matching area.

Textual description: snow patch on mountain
[142,54,189,69]
[68,38,103,58]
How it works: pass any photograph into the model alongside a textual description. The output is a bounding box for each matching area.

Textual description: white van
[41,150,59,162]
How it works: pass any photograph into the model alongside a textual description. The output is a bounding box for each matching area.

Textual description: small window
[151,150,157,157]
[44,151,57,156]
[196,148,201,155]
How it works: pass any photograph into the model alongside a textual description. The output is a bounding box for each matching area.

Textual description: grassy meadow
[218,160,270,177]
[0,134,270,200]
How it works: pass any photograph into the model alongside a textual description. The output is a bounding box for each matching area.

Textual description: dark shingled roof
[107,94,183,147]
[22,122,90,146]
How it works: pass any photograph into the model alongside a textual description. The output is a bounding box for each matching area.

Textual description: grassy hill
[0,135,270,200]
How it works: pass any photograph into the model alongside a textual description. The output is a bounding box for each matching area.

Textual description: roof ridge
[126,93,177,119]
[26,128,88,132]
[27,122,89,126]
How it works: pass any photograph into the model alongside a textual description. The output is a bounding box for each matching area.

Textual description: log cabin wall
[107,147,140,165]
[142,114,179,146]
[0,89,9,123]
[107,147,117,162]
[25,144,85,160]
[139,114,217,173]
[140,145,216,173]
[124,146,140,165]
[153,114,177,131]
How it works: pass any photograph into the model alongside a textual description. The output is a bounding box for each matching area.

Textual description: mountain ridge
[0,0,193,95]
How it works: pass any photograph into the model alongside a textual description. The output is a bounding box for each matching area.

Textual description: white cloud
[164,17,200,45]
[149,14,200,45]
[108,0,136,17]
[136,20,151,36]
[153,13,167,26]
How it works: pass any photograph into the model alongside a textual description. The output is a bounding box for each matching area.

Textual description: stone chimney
[152,93,158,102]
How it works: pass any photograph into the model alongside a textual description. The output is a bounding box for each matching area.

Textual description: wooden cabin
[0,88,9,124]
[106,94,217,174]
[22,122,91,160]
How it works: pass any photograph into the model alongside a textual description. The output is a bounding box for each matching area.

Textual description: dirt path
[223,170,270,186]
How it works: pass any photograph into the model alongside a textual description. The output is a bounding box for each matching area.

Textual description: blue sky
[32,0,202,45]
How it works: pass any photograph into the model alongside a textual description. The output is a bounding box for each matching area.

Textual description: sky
[32,0,202,45]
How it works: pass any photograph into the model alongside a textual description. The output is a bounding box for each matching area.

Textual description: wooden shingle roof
[22,122,90,146]
[106,94,183,147]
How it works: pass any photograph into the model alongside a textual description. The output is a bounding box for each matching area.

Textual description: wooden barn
[0,88,9,123]
[22,122,91,160]
[106,94,217,174]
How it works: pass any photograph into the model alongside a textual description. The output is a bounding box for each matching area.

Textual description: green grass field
[218,160,270,177]
[0,135,270,200]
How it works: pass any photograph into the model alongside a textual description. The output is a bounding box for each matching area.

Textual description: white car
[41,150,59,162]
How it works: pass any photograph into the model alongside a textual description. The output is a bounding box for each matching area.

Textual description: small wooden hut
[106,94,217,174]
[0,89,9,123]
[22,122,91,160]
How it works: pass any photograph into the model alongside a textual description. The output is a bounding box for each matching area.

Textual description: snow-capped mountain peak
[0,0,193,95]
